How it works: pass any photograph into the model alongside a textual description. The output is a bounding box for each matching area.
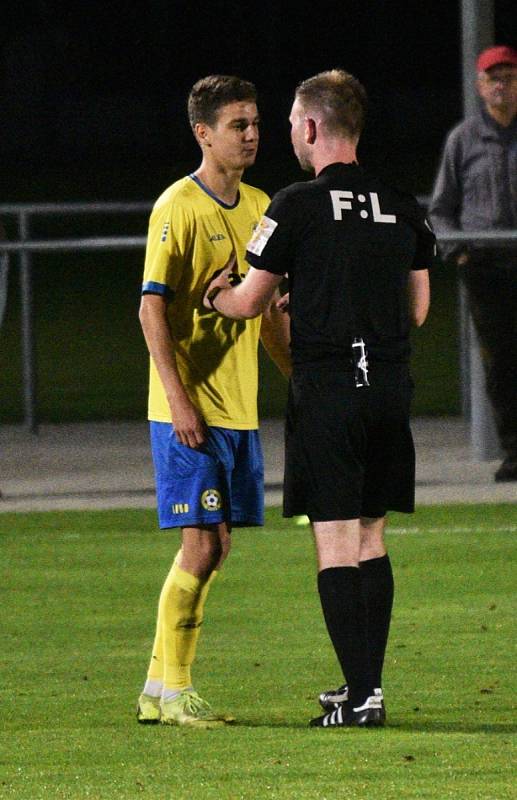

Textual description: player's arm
[204,253,291,374]
[259,289,292,378]
[139,293,206,448]
[408,269,430,327]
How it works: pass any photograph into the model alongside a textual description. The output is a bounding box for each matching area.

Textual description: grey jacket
[429,109,517,260]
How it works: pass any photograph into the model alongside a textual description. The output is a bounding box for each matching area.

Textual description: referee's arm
[204,265,283,319]
[408,269,430,327]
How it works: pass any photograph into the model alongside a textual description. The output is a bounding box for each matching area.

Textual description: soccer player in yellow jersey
[136,75,290,727]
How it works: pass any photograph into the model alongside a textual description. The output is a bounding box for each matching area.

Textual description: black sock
[317,566,374,708]
[359,554,394,689]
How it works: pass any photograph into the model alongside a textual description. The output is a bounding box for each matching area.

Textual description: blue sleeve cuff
[141,281,174,301]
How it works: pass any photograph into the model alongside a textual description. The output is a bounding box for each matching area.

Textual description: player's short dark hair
[295,69,367,139]
[188,75,257,129]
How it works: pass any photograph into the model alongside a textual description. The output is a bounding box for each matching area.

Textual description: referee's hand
[276,292,290,313]
[203,253,238,309]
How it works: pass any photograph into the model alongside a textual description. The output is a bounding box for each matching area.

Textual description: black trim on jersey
[189,174,240,209]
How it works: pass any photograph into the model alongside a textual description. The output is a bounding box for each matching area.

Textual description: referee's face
[289,98,311,171]
[206,101,260,172]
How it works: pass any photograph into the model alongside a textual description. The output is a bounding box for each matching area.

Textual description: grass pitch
[1,504,515,800]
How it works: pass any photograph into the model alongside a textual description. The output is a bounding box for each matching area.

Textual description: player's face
[477,65,517,112]
[205,101,260,171]
[289,98,312,172]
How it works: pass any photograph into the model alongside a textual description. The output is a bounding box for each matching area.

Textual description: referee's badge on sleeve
[247,215,278,256]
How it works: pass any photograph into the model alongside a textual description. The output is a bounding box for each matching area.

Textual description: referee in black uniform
[204,69,435,728]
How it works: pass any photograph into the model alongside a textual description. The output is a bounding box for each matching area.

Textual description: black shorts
[283,363,415,521]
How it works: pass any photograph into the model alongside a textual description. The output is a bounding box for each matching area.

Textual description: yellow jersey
[142,174,270,428]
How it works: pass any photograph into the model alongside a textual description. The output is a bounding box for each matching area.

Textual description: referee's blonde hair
[295,69,367,140]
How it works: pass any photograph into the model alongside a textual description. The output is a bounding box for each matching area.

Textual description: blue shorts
[150,422,264,529]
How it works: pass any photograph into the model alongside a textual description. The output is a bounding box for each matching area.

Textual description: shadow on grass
[231,719,517,734]
[231,720,309,730]
[390,720,517,735]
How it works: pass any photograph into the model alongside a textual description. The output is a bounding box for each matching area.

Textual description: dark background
[0,1,515,423]
[2,0,515,202]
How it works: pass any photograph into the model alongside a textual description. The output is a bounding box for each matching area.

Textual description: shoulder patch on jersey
[246,215,278,256]
[161,221,170,242]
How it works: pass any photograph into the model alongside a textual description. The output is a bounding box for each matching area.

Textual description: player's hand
[203,253,241,309]
[170,397,207,448]
[276,292,290,313]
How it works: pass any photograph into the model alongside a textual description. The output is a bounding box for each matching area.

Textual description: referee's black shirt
[246,163,435,367]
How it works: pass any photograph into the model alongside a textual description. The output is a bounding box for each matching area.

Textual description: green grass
[1,253,459,423]
[0,504,515,799]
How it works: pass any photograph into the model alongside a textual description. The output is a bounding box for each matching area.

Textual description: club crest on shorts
[200,488,222,511]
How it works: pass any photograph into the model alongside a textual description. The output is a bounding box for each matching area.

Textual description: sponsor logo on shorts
[172,503,190,514]
[200,489,222,511]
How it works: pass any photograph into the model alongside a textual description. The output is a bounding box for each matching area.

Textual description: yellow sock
[147,553,217,692]
[146,552,182,683]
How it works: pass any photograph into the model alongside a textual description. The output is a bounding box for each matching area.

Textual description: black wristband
[206,286,222,311]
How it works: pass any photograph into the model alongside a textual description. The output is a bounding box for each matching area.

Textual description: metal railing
[0,202,151,433]
[1,201,516,460]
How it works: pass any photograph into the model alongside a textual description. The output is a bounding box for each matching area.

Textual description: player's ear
[195,122,212,147]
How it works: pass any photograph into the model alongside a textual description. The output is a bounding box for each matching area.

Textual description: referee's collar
[317,162,363,178]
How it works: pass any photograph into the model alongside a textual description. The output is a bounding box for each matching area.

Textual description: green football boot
[160,690,233,728]
[136,693,161,724]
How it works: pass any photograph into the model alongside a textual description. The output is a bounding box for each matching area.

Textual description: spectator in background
[0,220,8,330]
[429,45,517,482]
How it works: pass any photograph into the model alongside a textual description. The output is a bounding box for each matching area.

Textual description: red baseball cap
[477,45,517,73]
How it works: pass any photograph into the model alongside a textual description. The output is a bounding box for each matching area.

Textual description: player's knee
[197,541,222,573]
[359,516,386,559]
[219,527,231,561]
